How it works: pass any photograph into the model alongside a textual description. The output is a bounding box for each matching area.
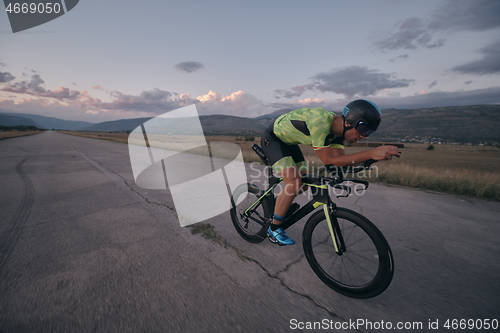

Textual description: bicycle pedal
[267,235,286,246]
[267,235,278,243]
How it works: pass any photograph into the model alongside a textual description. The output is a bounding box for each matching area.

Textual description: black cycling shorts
[261,125,307,173]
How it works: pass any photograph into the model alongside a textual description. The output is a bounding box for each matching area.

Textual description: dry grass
[345,144,500,173]
[59,131,500,200]
[0,130,44,140]
[57,130,130,143]
[368,163,500,200]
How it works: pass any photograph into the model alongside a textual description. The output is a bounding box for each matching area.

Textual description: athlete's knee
[299,184,309,194]
[283,178,302,196]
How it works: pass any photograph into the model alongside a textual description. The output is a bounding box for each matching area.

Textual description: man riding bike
[261,99,400,245]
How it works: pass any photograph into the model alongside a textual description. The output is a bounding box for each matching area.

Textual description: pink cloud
[1,74,81,101]
[195,90,271,117]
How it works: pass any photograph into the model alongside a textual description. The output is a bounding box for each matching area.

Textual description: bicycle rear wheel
[302,207,394,298]
[230,183,273,243]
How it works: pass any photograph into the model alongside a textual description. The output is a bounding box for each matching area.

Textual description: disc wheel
[230,183,273,243]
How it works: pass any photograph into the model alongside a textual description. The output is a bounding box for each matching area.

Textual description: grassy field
[59,131,500,201]
[57,130,130,143]
[0,129,44,140]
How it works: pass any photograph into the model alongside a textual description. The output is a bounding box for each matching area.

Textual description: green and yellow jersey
[272,107,344,150]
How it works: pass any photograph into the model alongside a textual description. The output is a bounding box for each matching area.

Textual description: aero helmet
[341,100,382,137]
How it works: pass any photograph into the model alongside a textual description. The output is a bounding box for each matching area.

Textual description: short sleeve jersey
[272,107,344,150]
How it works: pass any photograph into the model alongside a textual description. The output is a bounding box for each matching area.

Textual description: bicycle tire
[230,183,273,243]
[302,207,394,298]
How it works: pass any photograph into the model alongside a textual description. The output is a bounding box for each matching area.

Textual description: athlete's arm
[316,145,400,167]
[331,148,345,156]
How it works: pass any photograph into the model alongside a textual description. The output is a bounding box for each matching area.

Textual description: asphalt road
[1,131,499,333]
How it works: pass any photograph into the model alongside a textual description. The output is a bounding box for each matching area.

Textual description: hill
[199,115,272,135]
[83,117,152,132]
[254,104,499,144]
[254,108,292,119]
[255,104,500,144]
[0,112,93,130]
[0,114,41,127]
[368,104,500,144]
[81,115,273,135]
[80,104,500,144]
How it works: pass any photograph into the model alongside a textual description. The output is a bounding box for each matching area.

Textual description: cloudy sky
[0,0,499,122]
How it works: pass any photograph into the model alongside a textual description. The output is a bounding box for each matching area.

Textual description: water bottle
[252,144,268,165]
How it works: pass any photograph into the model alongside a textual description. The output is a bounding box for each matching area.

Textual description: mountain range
[0,112,93,130]
[369,104,500,144]
[1,104,499,144]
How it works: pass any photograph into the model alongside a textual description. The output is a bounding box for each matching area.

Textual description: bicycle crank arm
[242,212,267,227]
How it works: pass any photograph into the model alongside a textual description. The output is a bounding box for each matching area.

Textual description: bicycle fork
[322,202,346,255]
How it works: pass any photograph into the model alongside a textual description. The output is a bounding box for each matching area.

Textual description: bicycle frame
[243,168,347,254]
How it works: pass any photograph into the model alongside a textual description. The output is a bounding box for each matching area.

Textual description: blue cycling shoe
[267,225,295,245]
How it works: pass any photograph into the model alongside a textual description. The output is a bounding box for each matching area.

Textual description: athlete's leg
[293,152,309,195]
[273,165,302,222]
[262,135,309,223]
[265,165,300,245]
[261,129,301,244]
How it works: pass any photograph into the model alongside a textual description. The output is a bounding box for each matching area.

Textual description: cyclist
[261,99,400,245]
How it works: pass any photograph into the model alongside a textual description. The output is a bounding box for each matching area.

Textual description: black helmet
[342,99,382,137]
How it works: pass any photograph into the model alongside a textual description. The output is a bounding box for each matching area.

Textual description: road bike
[230,144,394,298]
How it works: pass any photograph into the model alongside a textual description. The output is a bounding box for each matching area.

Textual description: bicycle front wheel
[230,183,273,243]
[303,208,394,298]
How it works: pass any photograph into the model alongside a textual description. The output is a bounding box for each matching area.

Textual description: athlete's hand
[370,145,401,161]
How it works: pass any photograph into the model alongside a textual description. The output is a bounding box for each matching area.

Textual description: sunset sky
[1,0,499,122]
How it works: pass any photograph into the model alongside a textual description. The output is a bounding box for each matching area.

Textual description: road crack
[280,253,305,273]
[248,253,358,327]
[189,223,361,330]
[352,194,363,214]
[0,157,34,274]
[67,142,177,212]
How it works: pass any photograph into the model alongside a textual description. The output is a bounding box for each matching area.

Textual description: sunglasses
[355,120,376,137]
